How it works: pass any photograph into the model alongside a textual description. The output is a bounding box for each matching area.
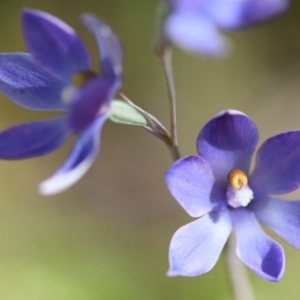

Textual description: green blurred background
[0,0,299,299]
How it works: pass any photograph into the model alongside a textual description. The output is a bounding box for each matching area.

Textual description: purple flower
[166,110,300,281]
[0,9,123,195]
[165,0,290,56]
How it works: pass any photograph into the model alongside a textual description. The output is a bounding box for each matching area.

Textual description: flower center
[61,70,98,104]
[226,169,254,208]
[72,70,98,88]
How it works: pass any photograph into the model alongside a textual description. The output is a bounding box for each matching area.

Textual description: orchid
[166,110,300,281]
[0,9,123,195]
[164,0,290,56]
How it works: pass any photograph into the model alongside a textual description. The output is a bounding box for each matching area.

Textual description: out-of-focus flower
[164,0,290,56]
[0,9,123,195]
[166,110,300,281]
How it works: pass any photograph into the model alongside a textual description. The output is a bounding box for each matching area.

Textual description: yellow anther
[227,169,248,189]
[72,70,98,87]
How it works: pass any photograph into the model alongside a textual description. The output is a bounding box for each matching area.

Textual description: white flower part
[204,109,250,128]
[39,157,94,195]
[233,185,254,207]
[61,85,78,104]
[98,102,111,115]
[212,109,248,119]
[100,25,112,37]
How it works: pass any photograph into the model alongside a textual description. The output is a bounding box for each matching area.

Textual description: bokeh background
[0,0,299,299]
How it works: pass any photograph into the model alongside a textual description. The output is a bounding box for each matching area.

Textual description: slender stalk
[226,234,256,300]
[158,47,180,161]
[169,140,180,162]
[120,92,179,161]
[153,1,180,161]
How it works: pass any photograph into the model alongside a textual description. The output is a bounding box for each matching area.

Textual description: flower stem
[226,234,256,300]
[158,47,180,161]
[154,1,180,162]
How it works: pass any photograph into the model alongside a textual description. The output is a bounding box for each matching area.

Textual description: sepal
[120,94,172,145]
[109,99,147,126]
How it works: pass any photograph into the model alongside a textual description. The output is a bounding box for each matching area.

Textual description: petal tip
[21,8,50,22]
[22,7,76,46]
[38,170,81,196]
[21,7,38,16]
[167,263,211,277]
[38,179,62,196]
[167,268,176,277]
[237,245,285,282]
[214,109,247,119]
[80,12,95,22]
[167,268,180,277]
[38,171,77,196]
[21,8,43,27]
[203,109,250,130]
[270,245,285,282]
[167,264,198,277]
[79,13,107,33]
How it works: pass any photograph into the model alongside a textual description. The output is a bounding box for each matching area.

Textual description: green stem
[158,47,180,161]
[226,234,256,300]
[154,1,180,162]
[169,143,180,162]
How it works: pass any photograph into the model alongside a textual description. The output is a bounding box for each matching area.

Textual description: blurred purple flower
[166,110,300,281]
[0,9,123,195]
[164,0,290,56]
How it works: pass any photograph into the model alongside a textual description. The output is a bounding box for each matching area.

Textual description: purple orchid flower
[165,0,290,56]
[166,109,300,281]
[0,9,123,195]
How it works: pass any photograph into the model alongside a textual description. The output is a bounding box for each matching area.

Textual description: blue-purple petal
[22,9,91,81]
[251,197,300,250]
[165,13,229,56]
[197,110,259,184]
[168,210,232,276]
[68,77,120,132]
[39,115,106,195]
[165,155,226,217]
[0,53,66,111]
[81,14,123,79]
[232,208,285,282]
[0,116,70,159]
[170,0,289,29]
[250,130,300,197]
[170,0,205,11]
[207,0,290,29]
